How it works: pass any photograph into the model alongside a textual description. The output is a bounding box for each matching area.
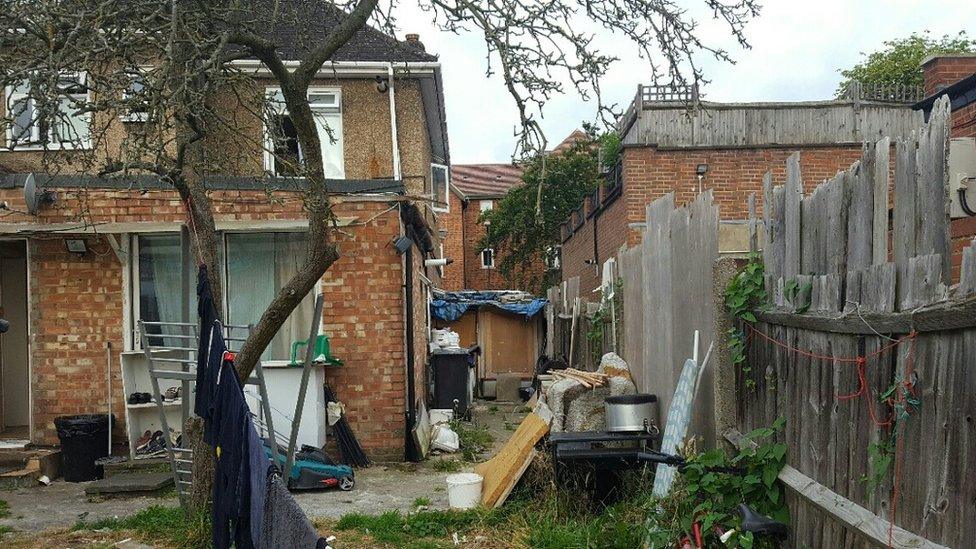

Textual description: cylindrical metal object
[604,394,658,433]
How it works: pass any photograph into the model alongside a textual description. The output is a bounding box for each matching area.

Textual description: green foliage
[784,278,812,314]
[837,31,976,94]
[599,131,623,168]
[336,509,483,547]
[0,500,9,519]
[413,497,433,508]
[479,132,605,293]
[645,418,789,549]
[724,253,766,386]
[432,458,464,472]
[448,419,494,461]
[74,505,211,549]
[863,438,894,490]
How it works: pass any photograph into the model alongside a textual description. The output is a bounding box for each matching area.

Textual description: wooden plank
[748,192,758,253]
[642,194,675,419]
[872,137,891,265]
[617,245,645,389]
[860,263,897,313]
[843,270,862,313]
[784,153,803,280]
[901,254,947,310]
[848,158,873,272]
[827,170,852,276]
[726,430,950,549]
[754,291,976,335]
[914,96,952,286]
[893,138,918,308]
[958,239,976,297]
[474,412,550,507]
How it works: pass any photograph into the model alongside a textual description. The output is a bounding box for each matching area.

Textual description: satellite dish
[24,173,55,215]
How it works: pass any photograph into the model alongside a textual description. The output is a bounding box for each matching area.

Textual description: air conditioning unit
[949,137,976,219]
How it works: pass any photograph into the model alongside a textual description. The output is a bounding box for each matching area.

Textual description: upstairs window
[431,164,449,212]
[120,71,149,122]
[481,248,495,269]
[265,88,344,178]
[6,73,90,148]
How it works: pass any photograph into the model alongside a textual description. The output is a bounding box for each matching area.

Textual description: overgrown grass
[449,419,494,461]
[74,505,211,549]
[0,501,12,537]
[431,459,463,472]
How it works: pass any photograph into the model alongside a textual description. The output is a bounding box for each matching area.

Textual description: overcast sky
[393,0,974,164]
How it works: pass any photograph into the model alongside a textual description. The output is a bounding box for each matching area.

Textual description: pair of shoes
[136,430,167,455]
[127,392,152,404]
[163,386,182,402]
[135,430,153,452]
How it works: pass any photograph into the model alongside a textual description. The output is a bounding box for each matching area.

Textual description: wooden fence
[614,192,719,441]
[739,96,976,548]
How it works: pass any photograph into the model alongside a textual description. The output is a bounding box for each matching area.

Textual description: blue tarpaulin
[431,290,547,322]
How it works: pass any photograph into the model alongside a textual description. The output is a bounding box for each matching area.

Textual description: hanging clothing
[195,266,220,423]
[247,415,270,547]
[211,360,252,549]
[201,323,227,445]
[260,467,323,549]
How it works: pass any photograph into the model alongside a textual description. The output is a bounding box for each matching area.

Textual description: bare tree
[0,0,758,383]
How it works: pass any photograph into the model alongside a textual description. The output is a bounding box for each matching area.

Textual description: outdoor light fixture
[696,163,708,193]
[425,258,454,267]
[65,239,87,254]
[392,235,413,254]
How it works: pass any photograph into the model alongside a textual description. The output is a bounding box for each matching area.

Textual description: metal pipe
[388,63,402,181]
[283,294,325,481]
[403,223,418,461]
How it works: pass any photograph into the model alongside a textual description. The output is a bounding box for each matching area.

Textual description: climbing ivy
[724,253,766,387]
[585,278,623,365]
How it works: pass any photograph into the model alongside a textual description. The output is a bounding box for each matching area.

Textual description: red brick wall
[560,145,868,293]
[0,186,417,459]
[950,101,976,139]
[462,198,505,290]
[922,55,976,96]
[439,190,465,291]
[951,216,976,283]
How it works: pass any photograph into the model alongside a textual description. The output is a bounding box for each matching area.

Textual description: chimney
[404,33,425,52]
[921,54,976,96]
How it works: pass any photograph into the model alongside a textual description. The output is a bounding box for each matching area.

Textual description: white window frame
[479,200,493,212]
[120,70,149,123]
[4,71,91,150]
[480,248,495,269]
[263,86,345,179]
[431,163,450,213]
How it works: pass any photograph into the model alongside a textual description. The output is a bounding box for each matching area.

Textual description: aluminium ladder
[139,320,280,508]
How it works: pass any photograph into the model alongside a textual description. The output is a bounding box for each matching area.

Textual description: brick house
[0,14,450,460]
[915,54,976,281]
[560,85,923,293]
[441,130,587,291]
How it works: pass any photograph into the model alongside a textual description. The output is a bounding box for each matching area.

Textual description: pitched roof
[547,129,589,154]
[451,163,524,199]
[254,2,437,63]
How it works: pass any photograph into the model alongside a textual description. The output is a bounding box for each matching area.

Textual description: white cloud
[394,0,975,163]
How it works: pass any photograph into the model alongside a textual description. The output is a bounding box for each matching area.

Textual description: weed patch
[74,505,211,549]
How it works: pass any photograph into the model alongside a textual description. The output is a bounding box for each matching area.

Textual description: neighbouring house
[441,130,587,291]
[560,84,924,293]
[914,54,976,281]
[0,11,451,461]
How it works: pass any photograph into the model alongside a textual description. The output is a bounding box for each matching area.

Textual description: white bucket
[445,472,483,510]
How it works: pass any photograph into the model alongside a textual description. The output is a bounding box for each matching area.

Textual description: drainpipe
[402,222,419,461]
[388,63,402,181]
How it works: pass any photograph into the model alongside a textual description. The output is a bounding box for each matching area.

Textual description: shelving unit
[119,350,189,461]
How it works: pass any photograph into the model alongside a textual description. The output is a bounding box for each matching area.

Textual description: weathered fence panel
[740,96,972,547]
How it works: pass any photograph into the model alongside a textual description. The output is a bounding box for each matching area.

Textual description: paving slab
[84,471,174,495]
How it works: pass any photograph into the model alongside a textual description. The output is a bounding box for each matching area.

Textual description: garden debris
[431,424,460,453]
[474,412,550,508]
[551,368,610,388]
